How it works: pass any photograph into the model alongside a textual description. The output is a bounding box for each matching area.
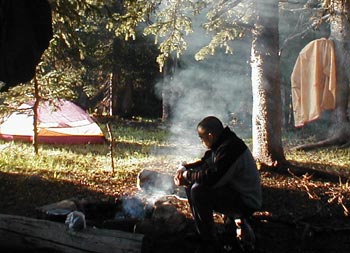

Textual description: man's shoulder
[218,130,247,154]
[223,129,244,145]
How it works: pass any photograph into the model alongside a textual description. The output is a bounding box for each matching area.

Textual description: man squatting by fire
[174,116,262,252]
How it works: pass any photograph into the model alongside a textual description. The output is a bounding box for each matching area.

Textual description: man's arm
[173,151,210,186]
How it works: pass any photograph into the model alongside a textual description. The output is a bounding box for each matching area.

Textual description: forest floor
[1,159,350,253]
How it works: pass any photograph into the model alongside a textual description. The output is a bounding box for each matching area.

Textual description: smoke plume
[157,11,253,159]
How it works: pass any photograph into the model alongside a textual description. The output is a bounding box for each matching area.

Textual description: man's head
[197,116,224,149]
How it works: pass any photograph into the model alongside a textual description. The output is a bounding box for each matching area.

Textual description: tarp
[0,99,106,144]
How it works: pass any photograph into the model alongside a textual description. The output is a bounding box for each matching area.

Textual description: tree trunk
[111,70,119,116]
[251,0,285,166]
[329,0,350,124]
[121,81,134,117]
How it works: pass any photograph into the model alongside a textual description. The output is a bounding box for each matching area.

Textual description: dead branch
[293,137,344,151]
[270,170,350,221]
[260,161,346,183]
[210,0,245,22]
[325,178,350,216]
[279,3,328,55]
[340,141,350,148]
[288,169,320,200]
[293,122,350,151]
[255,213,350,234]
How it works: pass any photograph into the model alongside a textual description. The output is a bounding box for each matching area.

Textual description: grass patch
[282,122,350,176]
[0,119,177,196]
[0,119,349,195]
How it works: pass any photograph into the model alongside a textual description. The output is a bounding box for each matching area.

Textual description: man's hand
[174,166,188,186]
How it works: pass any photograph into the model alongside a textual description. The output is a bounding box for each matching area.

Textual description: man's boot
[234,218,256,252]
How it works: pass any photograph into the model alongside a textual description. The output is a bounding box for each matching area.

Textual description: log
[0,213,144,253]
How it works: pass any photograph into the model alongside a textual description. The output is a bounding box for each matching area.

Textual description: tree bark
[329,0,350,124]
[121,80,134,117]
[111,70,119,116]
[250,0,286,166]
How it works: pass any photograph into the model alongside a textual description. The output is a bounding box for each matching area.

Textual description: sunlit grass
[0,120,174,192]
[108,122,169,146]
[0,119,349,195]
[286,148,350,175]
[283,123,350,176]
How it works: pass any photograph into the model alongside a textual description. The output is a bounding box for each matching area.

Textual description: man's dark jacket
[184,127,262,210]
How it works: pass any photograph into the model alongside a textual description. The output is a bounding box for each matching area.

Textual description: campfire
[36,169,190,237]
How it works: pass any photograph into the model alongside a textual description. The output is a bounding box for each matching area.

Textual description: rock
[137,169,176,195]
[36,199,78,222]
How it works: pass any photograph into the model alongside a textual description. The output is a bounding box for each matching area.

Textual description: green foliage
[0,1,113,112]
[321,0,344,13]
[50,0,107,57]
[112,0,159,40]
[41,0,161,115]
[0,85,34,115]
[115,0,252,69]
[30,0,117,107]
[143,1,199,70]
[0,57,79,115]
[0,0,162,118]
[195,1,252,60]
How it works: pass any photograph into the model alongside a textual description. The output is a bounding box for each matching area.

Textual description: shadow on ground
[1,170,350,253]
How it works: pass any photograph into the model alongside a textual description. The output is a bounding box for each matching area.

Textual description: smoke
[156,10,253,159]
[115,196,151,219]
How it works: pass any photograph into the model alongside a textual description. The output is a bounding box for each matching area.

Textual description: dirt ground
[1,162,350,253]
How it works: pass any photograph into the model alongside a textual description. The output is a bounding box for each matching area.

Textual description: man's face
[197,126,214,149]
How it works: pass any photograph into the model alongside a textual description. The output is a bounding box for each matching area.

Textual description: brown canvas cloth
[291,38,337,127]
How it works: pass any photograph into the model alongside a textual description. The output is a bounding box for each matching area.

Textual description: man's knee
[190,183,210,201]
